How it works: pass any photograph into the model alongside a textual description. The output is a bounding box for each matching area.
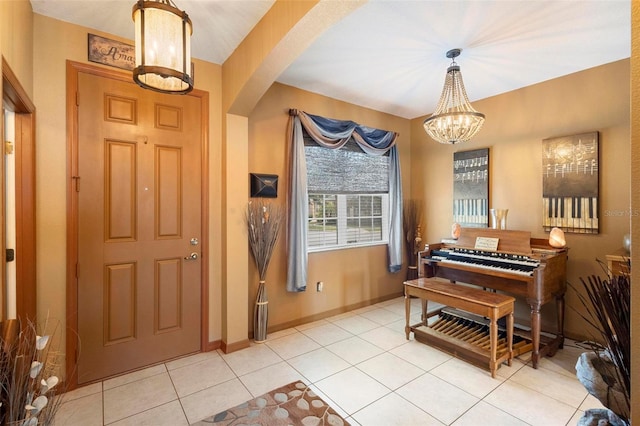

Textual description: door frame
[2,56,37,322]
[65,60,209,388]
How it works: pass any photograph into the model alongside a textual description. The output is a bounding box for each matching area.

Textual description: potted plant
[246,200,283,343]
[572,260,630,426]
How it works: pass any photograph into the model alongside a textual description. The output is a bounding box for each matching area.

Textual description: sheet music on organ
[474,237,499,251]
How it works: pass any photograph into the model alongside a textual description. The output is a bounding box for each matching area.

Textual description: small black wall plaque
[250,173,278,198]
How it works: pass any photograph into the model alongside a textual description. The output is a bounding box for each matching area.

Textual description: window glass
[308,194,338,247]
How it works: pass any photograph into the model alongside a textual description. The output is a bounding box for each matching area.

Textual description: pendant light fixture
[423,49,485,144]
[132,0,194,94]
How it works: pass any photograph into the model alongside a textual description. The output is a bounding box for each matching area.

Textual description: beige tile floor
[53,296,604,425]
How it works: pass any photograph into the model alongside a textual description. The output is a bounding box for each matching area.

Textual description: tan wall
[247,82,412,332]
[0,0,34,98]
[410,59,630,339]
[31,14,224,343]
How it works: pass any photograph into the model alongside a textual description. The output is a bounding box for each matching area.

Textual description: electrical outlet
[316,281,324,292]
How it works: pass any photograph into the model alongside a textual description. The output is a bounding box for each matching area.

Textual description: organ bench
[404,277,515,377]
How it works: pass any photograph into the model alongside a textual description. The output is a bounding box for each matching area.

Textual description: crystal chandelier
[423,49,485,144]
[132,0,194,94]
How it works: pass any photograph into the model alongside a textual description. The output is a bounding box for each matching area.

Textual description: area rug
[192,380,350,425]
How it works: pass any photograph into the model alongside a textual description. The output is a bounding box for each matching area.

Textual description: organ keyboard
[432,247,540,277]
[419,227,568,368]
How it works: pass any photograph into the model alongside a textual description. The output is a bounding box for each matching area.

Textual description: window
[346,194,384,244]
[308,194,389,250]
[308,194,337,247]
[305,132,390,251]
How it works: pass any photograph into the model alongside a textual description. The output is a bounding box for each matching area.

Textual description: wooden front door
[76,71,202,383]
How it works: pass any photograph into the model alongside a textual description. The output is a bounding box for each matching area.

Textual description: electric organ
[418,227,568,368]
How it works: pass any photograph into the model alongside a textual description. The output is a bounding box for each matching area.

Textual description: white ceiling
[31,0,631,119]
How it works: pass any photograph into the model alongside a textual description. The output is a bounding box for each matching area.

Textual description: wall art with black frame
[542,131,599,233]
[250,173,278,198]
[453,148,489,228]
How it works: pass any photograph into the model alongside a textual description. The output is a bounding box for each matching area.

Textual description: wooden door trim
[2,57,36,111]
[2,56,37,322]
[65,60,210,388]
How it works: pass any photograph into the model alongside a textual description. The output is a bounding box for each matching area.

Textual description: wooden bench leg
[405,293,411,340]
[507,311,514,366]
[490,309,498,378]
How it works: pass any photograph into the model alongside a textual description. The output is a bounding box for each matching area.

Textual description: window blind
[303,131,389,194]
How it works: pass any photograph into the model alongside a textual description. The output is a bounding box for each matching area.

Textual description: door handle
[184,252,199,261]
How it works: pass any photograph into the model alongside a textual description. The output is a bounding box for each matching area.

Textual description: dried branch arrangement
[1,318,64,426]
[403,200,423,273]
[246,200,284,280]
[246,200,284,342]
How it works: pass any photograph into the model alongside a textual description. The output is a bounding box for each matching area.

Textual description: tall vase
[490,209,509,229]
[254,280,268,343]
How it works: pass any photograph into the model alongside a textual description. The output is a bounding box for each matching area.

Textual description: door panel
[106,140,136,241]
[77,72,202,383]
[156,145,181,237]
[104,263,136,344]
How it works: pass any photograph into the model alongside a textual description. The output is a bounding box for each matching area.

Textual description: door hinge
[75,262,79,279]
[76,91,79,107]
[72,176,81,192]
